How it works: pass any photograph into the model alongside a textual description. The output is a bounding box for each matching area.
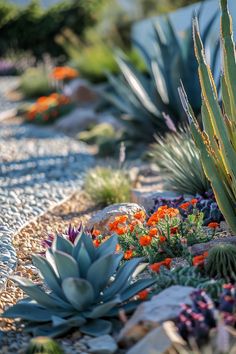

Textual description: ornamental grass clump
[179,0,236,234]
[84,166,131,207]
[150,128,210,195]
[3,231,155,337]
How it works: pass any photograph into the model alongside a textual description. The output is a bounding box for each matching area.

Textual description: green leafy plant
[150,128,210,195]
[205,244,236,280]
[3,233,154,337]
[106,9,219,142]
[179,0,236,234]
[84,166,131,206]
[153,266,224,301]
[19,67,52,98]
[25,337,64,354]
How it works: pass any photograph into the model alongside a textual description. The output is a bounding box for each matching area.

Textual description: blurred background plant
[150,128,211,195]
[105,8,219,143]
[19,66,52,98]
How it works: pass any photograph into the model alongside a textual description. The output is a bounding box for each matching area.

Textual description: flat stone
[189,236,236,255]
[55,107,97,134]
[86,203,145,233]
[87,335,117,354]
[118,286,194,344]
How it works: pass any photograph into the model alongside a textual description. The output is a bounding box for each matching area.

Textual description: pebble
[0,118,94,286]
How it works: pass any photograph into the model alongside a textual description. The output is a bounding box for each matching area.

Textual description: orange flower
[159,236,166,243]
[149,228,158,237]
[109,220,119,232]
[93,239,100,248]
[166,208,179,218]
[137,289,149,300]
[116,244,121,252]
[92,229,101,237]
[115,215,128,224]
[116,226,127,235]
[164,258,172,267]
[179,202,191,210]
[124,249,133,260]
[192,252,208,267]
[190,198,198,205]
[150,258,172,273]
[139,235,152,246]
[51,66,78,81]
[208,222,220,229]
[133,210,146,221]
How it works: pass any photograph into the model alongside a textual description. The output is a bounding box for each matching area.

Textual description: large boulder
[118,285,194,346]
[86,203,145,233]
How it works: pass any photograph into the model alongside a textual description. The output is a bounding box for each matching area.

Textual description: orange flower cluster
[26,93,71,122]
[109,215,128,235]
[192,252,208,267]
[147,205,179,226]
[149,258,172,273]
[179,198,198,210]
[51,66,78,81]
[124,249,133,260]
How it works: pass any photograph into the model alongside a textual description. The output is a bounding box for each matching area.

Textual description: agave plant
[3,232,155,337]
[150,127,210,195]
[106,7,219,142]
[179,0,236,234]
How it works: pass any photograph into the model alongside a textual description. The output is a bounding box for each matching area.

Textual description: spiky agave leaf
[3,233,155,337]
[106,8,219,142]
[179,0,236,234]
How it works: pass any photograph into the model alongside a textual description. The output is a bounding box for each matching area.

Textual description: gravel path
[0,118,94,287]
[0,77,20,113]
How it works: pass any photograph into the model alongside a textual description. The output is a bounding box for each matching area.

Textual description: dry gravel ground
[0,191,99,354]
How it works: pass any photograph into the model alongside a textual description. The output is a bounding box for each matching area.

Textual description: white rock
[86,203,145,233]
[118,285,194,342]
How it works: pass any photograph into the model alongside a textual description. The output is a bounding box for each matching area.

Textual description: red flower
[92,229,101,237]
[137,289,149,300]
[159,236,166,243]
[93,239,101,248]
[149,258,172,273]
[133,210,146,220]
[149,228,158,237]
[208,222,220,229]
[179,202,191,210]
[193,252,208,267]
[170,226,178,235]
[190,198,198,205]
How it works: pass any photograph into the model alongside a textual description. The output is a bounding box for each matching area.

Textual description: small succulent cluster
[153,266,224,301]
[151,190,223,226]
[3,230,155,337]
[177,284,236,348]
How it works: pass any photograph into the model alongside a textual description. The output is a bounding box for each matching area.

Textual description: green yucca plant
[2,233,155,337]
[179,0,236,234]
[106,8,219,142]
[25,337,64,354]
[205,244,236,280]
[150,127,210,195]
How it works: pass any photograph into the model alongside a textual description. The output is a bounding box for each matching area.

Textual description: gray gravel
[0,77,20,113]
[0,119,94,287]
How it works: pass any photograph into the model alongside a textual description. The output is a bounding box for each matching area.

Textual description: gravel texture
[0,77,20,113]
[0,191,98,353]
[0,118,94,287]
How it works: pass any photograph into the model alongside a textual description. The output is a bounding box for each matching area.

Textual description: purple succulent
[42,223,83,250]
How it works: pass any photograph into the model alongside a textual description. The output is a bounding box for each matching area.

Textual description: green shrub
[84,167,131,206]
[19,67,52,98]
[150,128,210,195]
[3,233,154,337]
[0,0,107,58]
